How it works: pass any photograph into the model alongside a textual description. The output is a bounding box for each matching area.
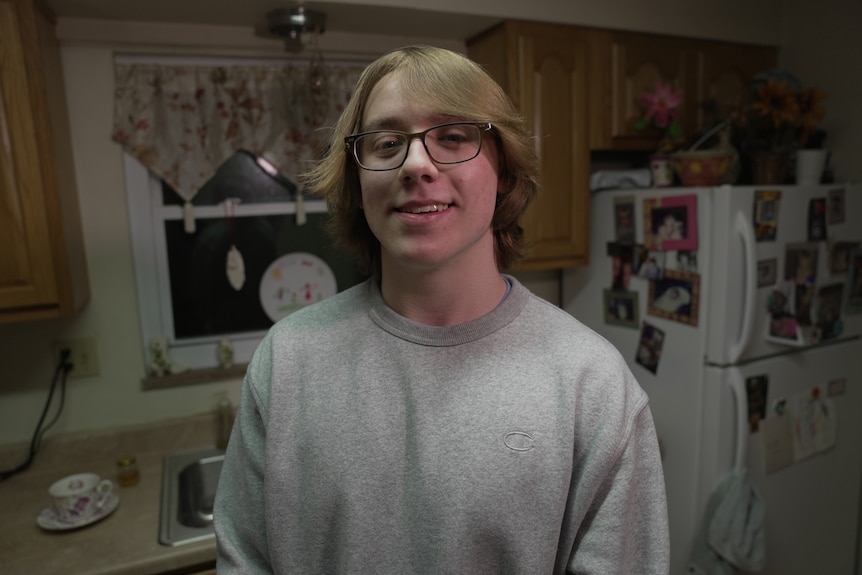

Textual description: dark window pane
[165,211,364,339]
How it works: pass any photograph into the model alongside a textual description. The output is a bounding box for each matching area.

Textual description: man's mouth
[395,204,450,214]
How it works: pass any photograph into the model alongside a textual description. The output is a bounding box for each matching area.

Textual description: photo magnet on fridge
[845,245,862,315]
[634,246,664,280]
[613,196,636,244]
[673,251,698,273]
[647,269,700,326]
[812,283,845,341]
[827,187,845,224]
[746,375,769,433]
[603,289,639,328]
[828,241,859,275]
[635,322,665,374]
[757,258,778,288]
[827,377,847,397]
[643,194,698,251]
[784,242,819,330]
[807,197,827,242]
[753,189,781,242]
[765,283,805,346]
[607,243,634,290]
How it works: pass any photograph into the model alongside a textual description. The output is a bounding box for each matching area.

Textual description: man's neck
[379,260,508,326]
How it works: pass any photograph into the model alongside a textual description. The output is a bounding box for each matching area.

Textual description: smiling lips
[396,203,450,214]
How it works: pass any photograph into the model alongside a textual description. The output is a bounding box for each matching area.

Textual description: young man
[214,45,670,574]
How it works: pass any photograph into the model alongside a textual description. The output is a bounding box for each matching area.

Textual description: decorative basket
[672,150,734,186]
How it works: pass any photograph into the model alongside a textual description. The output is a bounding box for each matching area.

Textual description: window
[125,150,366,377]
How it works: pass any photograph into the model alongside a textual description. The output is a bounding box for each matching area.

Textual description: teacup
[49,473,113,523]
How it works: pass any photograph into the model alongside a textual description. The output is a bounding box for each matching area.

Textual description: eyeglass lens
[354,123,484,171]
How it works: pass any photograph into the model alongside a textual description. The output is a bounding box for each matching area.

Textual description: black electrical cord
[0,350,73,482]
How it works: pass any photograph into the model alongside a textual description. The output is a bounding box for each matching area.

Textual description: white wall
[1,0,858,444]
[778,0,862,182]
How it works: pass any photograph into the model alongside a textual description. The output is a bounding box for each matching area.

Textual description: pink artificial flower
[639,80,683,128]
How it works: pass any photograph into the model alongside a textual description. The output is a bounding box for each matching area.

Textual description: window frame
[123,153,332,373]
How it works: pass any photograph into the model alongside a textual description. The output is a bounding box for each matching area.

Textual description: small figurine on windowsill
[149,336,188,377]
[217,338,234,369]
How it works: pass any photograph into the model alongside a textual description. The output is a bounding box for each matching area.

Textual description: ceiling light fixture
[266,5,327,51]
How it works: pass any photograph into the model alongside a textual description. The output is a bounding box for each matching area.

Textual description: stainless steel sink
[159,445,225,546]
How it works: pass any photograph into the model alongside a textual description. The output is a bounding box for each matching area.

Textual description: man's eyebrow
[360,117,403,132]
[359,114,463,133]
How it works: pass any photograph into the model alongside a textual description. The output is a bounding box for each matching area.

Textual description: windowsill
[141,363,248,390]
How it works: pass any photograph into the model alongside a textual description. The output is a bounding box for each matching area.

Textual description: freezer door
[700,341,862,575]
[705,184,862,366]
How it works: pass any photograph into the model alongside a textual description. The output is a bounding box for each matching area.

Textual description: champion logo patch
[503,431,535,452]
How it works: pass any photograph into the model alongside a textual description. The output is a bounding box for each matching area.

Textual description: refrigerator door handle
[728,210,757,363]
[729,370,748,471]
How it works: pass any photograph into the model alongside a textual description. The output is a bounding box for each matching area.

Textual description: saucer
[36,493,120,531]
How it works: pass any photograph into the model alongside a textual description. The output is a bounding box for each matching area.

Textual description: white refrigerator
[562,183,862,575]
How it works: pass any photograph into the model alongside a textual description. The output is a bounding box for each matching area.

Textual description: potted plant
[730,70,827,184]
[635,80,684,187]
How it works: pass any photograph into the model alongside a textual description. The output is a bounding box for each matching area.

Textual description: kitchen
[1,0,861,573]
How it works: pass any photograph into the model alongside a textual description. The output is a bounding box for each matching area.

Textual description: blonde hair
[302,45,539,278]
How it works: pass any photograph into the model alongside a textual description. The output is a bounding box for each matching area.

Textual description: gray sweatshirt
[214,277,670,574]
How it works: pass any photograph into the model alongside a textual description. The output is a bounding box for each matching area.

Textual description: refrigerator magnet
[757,258,778,288]
[603,289,639,329]
[673,250,698,273]
[785,243,819,287]
[634,246,664,280]
[643,194,698,251]
[608,243,635,290]
[613,196,636,244]
[827,187,845,224]
[828,241,859,275]
[745,375,769,433]
[765,283,806,346]
[647,269,700,326]
[827,377,847,397]
[635,322,665,374]
[845,245,862,314]
[753,189,781,242]
[812,283,845,340]
[807,197,827,241]
[784,243,819,333]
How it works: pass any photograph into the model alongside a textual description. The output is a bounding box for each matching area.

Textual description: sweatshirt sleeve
[214,339,273,574]
[567,403,671,574]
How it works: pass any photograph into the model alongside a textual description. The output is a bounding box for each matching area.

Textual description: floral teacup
[49,473,113,523]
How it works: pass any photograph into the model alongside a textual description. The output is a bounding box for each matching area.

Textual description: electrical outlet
[52,337,100,378]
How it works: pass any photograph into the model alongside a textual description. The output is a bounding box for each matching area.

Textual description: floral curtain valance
[112,60,365,229]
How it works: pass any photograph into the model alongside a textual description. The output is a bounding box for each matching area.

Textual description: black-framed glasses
[344,122,493,171]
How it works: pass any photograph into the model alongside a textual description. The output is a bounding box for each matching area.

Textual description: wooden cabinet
[589,30,777,151]
[0,0,89,322]
[468,21,591,270]
[588,30,689,151]
[685,39,777,133]
[472,22,776,270]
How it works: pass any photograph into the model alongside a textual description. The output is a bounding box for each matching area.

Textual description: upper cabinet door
[515,24,590,268]
[0,0,89,323]
[469,21,591,270]
[589,30,688,151]
[687,40,777,133]
[0,1,59,310]
[588,29,777,151]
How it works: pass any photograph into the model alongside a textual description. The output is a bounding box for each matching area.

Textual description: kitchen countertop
[0,413,222,575]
